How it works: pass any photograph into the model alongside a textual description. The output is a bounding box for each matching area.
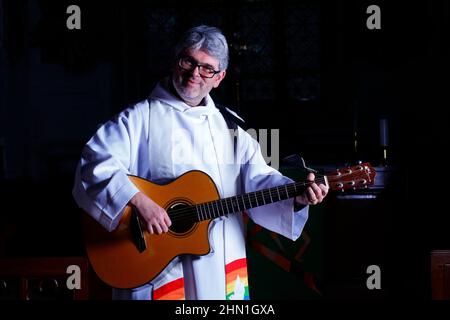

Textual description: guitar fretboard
[193,179,322,222]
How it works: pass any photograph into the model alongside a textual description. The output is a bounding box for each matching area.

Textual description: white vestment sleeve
[72,106,145,231]
[239,130,309,241]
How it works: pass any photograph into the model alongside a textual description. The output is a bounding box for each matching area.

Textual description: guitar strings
[166,168,370,222]
[167,176,328,220]
[167,177,328,222]
[170,169,371,222]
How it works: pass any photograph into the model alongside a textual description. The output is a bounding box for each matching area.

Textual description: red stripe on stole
[153,278,184,300]
[225,258,247,274]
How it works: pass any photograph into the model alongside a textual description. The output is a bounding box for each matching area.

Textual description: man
[72,25,328,300]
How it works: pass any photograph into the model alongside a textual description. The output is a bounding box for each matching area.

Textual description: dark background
[1,0,449,299]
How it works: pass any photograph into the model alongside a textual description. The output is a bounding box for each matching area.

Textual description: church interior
[1,0,449,302]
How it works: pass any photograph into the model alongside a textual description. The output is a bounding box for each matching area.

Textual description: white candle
[379,118,389,147]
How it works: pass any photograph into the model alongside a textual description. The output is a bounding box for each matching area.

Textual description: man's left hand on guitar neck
[294,173,329,208]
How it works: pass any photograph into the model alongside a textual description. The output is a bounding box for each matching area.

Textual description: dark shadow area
[1,0,449,300]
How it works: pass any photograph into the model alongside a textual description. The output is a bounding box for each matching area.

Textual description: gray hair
[174,25,229,71]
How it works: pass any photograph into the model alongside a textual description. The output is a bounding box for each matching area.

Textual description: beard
[172,76,206,106]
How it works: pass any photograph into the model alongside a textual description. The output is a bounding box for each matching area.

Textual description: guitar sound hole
[167,202,197,235]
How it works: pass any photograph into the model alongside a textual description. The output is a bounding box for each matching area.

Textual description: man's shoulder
[124,98,153,114]
[111,98,152,123]
[134,98,152,110]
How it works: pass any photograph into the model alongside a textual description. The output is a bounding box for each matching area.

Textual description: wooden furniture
[0,257,106,300]
[431,250,450,300]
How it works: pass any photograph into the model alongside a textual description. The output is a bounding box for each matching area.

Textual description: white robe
[72,79,309,300]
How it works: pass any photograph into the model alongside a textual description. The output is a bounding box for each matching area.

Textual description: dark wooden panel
[0,257,90,300]
[431,250,450,300]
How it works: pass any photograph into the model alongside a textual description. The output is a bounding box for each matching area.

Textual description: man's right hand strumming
[129,192,172,235]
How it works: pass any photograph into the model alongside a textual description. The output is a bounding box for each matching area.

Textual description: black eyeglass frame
[177,56,221,78]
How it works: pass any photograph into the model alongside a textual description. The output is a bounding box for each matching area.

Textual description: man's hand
[295,173,329,206]
[129,192,172,235]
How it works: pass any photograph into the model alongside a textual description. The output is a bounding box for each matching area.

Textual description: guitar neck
[173,162,375,223]
[193,176,328,222]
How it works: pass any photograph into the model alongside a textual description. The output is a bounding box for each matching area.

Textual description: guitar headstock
[326,162,376,191]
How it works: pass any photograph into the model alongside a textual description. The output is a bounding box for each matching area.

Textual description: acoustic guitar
[83,163,376,289]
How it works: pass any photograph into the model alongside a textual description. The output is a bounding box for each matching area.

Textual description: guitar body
[83,171,220,289]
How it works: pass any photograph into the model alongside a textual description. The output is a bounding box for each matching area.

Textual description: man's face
[172,49,226,107]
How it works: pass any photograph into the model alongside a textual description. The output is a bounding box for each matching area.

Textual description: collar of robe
[150,78,219,119]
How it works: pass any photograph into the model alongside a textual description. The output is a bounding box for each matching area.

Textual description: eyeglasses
[178,56,220,78]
